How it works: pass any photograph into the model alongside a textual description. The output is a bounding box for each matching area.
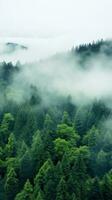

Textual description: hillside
[0,40,112,200]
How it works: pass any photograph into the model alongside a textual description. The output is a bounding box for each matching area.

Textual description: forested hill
[0,40,112,200]
[74,39,112,56]
[0,43,28,55]
[45,39,112,67]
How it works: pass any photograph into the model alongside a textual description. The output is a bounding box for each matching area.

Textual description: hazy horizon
[0,0,112,43]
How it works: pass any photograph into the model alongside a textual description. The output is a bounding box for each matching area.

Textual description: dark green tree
[61,111,71,125]
[43,113,54,133]
[88,177,103,200]
[4,167,18,200]
[5,133,16,158]
[101,173,112,200]
[0,113,14,145]
[19,150,33,182]
[31,130,45,175]
[34,159,54,198]
[56,177,69,200]
[15,179,33,200]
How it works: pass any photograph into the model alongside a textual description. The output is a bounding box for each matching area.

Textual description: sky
[1,0,112,103]
[0,0,112,60]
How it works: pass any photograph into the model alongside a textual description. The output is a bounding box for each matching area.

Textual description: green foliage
[0,54,112,199]
[36,190,44,200]
[54,138,71,159]
[88,177,103,200]
[44,114,54,133]
[31,130,45,174]
[83,126,101,150]
[34,158,54,198]
[56,177,69,200]
[96,150,108,175]
[0,113,14,145]
[74,107,89,136]
[5,133,16,158]
[19,150,33,182]
[4,167,18,200]
[101,173,112,200]
[14,106,37,144]
[61,111,71,125]
[57,123,80,146]
[15,179,33,200]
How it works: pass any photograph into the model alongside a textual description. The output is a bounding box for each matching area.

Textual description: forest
[0,40,112,200]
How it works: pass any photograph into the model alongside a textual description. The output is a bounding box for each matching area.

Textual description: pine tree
[61,111,71,125]
[0,113,14,145]
[31,130,45,173]
[20,150,33,182]
[71,151,89,200]
[89,177,103,200]
[4,167,18,200]
[36,190,44,200]
[15,179,33,200]
[101,174,112,200]
[14,106,37,144]
[34,159,54,198]
[72,193,77,200]
[54,161,63,185]
[5,133,16,158]
[54,138,71,159]
[83,126,101,151]
[61,153,70,178]
[43,113,53,133]
[56,177,69,200]
[74,107,88,136]
[56,123,80,146]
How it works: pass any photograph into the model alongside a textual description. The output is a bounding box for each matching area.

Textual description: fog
[0,39,112,107]
[0,36,76,63]
[6,48,112,106]
[0,0,112,43]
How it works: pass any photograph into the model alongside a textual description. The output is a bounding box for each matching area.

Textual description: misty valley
[0,40,112,200]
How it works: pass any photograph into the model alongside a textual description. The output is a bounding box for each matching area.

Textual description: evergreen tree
[36,190,44,200]
[4,167,18,200]
[31,130,45,174]
[88,177,103,200]
[15,179,33,200]
[61,111,71,125]
[101,173,112,200]
[74,107,88,136]
[54,138,71,159]
[57,123,80,146]
[14,106,37,144]
[83,126,101,151]
[44,114,53,133]
[5,133,16,158]
[19,150,33,182]
[72,193,77,200]
[0,113,14,145]
[34,159,54,198]
[61,153,70,178]
[56,177,69,200]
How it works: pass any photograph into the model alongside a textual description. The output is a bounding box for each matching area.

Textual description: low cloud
[7,48,112,107]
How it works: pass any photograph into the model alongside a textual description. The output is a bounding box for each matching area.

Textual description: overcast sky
[0,0,112,61]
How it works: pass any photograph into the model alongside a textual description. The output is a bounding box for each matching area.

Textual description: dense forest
[0,40,112,200]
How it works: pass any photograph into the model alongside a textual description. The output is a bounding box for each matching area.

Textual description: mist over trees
[0,40,112,199]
